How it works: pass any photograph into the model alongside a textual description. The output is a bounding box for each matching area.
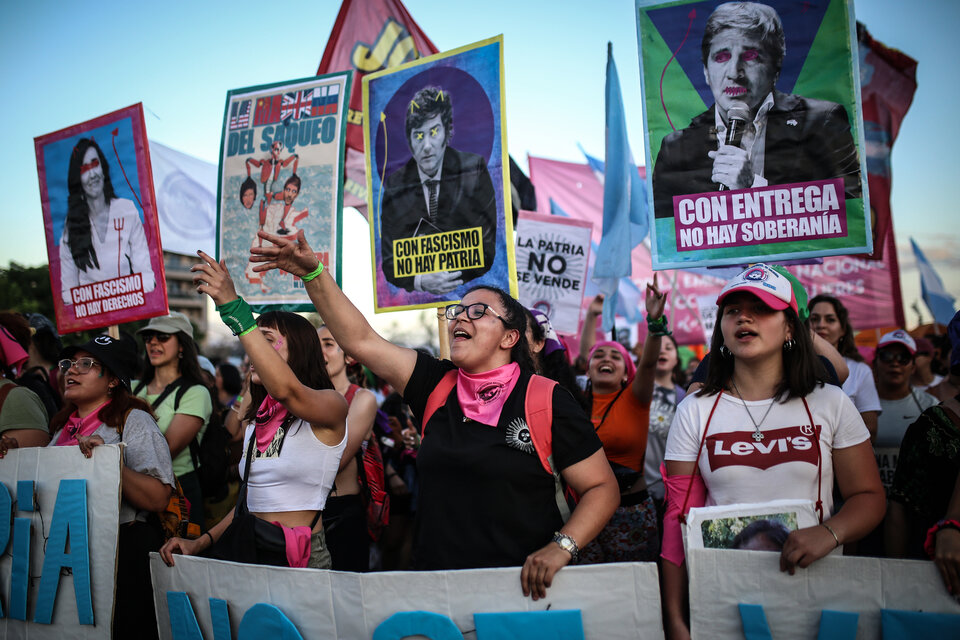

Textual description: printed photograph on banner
[363,36,516,312]
[35,103,168,335]
[683,500,820,552]
[635,0,871,269]
[516,211,592,335]
[217,72,350,311]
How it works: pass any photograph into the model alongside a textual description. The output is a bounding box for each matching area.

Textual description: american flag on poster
[280,91,312,121]
[310,85,340,117]
[229,100,251,130]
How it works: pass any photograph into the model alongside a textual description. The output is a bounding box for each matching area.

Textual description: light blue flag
[593,43,649,332]
[910,238,957,325]
[550,199,644,324]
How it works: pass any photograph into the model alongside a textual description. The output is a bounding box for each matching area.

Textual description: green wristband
[647,315,672,337]
[217,297,257,336]
[301,262,324,283]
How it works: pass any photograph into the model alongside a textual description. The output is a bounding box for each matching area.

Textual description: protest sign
[364,36,516,312]
[218,72,350,311]
[35,104,168,334]
[516,211,592,334]
[688,548,960,638]
[635,0,871,269]
[0,446,121,639]
[150,555,662,639]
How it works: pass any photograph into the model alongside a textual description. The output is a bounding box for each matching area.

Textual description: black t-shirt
[403,352,602,570]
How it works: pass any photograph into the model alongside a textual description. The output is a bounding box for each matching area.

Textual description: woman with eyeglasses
[661,265,884,640]
[133,312,213,528]
[47,335,174,640]
[246,230,618,600]
[161,253,347,570]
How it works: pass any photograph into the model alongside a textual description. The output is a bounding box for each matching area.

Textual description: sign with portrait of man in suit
[636,0,871,269]
[363,36,516,312]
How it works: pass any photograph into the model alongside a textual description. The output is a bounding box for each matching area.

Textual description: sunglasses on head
[58,357,101,374]
[877,350,913,365]
[142,331,174,343]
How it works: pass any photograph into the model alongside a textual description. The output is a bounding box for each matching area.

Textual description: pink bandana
[274,522,312,568]
[55,401,111,447]
[0,327,28,377]
[254,395,289,453]
[456,362,521,426]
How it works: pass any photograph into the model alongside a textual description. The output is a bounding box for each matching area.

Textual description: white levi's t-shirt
[664,384,869,516]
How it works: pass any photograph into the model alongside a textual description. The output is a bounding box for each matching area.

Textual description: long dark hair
[662,333,686,387]
[243,311,334,423]
[808,294,862,362]
[65,138,117,272]
[700,302,825,401]
[140,331,206,392]
[523,307,588,410]
[464,285,535,374]
[51,376,153,435]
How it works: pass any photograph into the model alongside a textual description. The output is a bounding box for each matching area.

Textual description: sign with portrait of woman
[35,103,168,334]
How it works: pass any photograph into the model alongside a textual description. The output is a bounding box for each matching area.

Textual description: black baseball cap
[61,334,138,390]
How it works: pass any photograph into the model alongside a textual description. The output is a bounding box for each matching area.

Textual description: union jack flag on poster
[281,91,312,121]
[310,85,340,117]
[229,100,251,130]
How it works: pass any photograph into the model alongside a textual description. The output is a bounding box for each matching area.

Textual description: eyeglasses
[58,357,102,374]
[141,331,174,343]
[876,351,913,365]
[444,303,509,327]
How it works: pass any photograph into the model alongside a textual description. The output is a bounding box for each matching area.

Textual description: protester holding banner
[248,229,618,599]
[662,264,884,640]
[47,334,174,640]
[134,312,213,528]
[319,325,380,572]
[59,137,156,306]
[162,255,348,570]
[808,295,882,440]
[577,281,667,563]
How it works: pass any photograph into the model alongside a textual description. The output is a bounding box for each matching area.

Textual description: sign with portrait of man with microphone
[636,0,870,269]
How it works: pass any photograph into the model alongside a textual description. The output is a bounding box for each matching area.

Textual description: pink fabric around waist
[661,462,707,567]
[274,522,312,568]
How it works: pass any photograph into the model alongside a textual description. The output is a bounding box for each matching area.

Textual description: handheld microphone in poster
[718,102,749,192]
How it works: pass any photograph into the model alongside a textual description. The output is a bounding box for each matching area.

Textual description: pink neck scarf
[254,395,289,453]
[0,327,28,377]
[56,400,111,447]
[456,362,521,426]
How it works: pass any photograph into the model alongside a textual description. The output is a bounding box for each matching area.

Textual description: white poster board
[150,555,663,639]
[0,446,121,639]
[688,548,960,638]
[516,211,593,335]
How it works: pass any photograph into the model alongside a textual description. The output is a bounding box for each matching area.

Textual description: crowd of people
[1,240,958,637]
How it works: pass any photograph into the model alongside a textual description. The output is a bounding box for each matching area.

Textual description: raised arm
[192,251,347,431]
[579,295,603,362]
[811,329,849,385]
[249,230,418,395]
[633,274,667,406]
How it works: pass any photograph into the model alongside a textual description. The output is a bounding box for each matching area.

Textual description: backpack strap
[524,374,557,476]
[343,383,360,406]
[420,369,458,438]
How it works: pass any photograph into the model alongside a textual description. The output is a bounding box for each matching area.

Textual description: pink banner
[674,179,847,251]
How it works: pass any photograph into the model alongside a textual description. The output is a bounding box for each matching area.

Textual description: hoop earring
[783,339,795,351]
[719,345,732,358]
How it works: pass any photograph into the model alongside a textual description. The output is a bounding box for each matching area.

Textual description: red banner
[317,0,438,213]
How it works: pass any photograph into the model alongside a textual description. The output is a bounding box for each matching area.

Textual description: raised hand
[645,272,668,321]
[250,229,319,278]
[192,251,240,306]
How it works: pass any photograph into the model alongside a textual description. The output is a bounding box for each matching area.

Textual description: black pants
[178,470,205,529]
[324,494,369,571]
[115,520,164,640]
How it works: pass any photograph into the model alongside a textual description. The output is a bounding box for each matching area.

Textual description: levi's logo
[706,424,820,471]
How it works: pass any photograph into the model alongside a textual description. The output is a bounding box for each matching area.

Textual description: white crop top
[240,417,348,512]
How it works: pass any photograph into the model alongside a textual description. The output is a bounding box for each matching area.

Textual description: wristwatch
[552,531,580,562]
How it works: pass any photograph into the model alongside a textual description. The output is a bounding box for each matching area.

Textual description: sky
[2,0,957,338]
